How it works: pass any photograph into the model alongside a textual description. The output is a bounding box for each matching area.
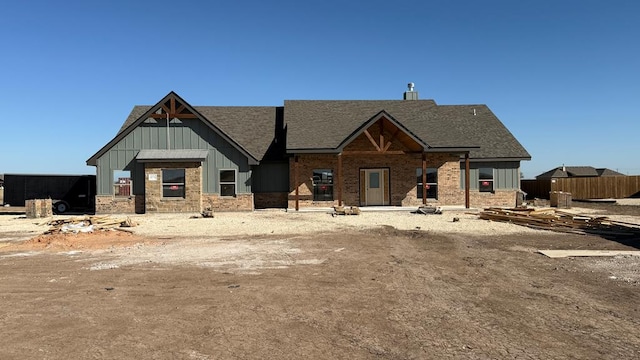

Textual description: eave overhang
[136,149,209,163]
[459,156,532,162]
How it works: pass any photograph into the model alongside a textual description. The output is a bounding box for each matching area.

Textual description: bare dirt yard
[1,204,639,359]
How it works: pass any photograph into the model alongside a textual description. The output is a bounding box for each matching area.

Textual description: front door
[364,169,385,206]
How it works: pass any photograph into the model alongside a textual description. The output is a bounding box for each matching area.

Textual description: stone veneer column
[143,162,202,213]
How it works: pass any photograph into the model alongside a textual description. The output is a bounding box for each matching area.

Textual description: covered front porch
[288,112,474,210]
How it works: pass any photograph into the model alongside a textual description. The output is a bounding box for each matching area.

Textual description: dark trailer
[3,174,96,214]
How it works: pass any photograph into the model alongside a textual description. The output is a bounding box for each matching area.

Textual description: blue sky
[1,0,638,178]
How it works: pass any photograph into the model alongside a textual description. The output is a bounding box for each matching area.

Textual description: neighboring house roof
[536,166,625,179]
[596,168,625,176]
[284,100,530,160]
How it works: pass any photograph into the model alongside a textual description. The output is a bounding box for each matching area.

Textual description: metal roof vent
[403,82,418,100]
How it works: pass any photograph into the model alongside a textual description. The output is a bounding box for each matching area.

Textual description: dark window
[312,169,333,201]
[220,170,236,197]
[417,168,438,199]
[479,167,494,192]
[162,169,185,198]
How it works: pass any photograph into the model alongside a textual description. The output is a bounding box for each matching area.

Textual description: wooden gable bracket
[361,125,399,154]
[363,129,381,151]
[148,95,198,119]
[383,128,399,152]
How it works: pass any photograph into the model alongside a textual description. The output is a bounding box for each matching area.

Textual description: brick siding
[254,192,288,209]
[95,195,138,214]
[143,162,202,213]
[288,153,516,209]
[202,193,254,211]
[469,189,517,208]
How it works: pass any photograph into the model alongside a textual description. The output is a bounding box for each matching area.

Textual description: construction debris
[43,216,137,234]
[201,207,214,218]
[412,206,442,215]
[478,207,640,237]
[333,206,361,216]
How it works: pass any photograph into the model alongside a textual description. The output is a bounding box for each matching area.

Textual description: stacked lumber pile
[478,208,640,237]
[43,216,137,234]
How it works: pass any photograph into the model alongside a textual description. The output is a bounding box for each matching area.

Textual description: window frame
[416,167,438,199]
[113,170,132,197]
[478,167,494,193]
[312,169,334,202]
[219,169,237,197]
[162,168,186,198]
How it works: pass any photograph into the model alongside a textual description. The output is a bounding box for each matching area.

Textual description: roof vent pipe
[403,82,418,100]
[473,108,476,116]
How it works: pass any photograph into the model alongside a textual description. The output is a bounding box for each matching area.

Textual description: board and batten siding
[459,161,521,190]
[252,162,289,193]
[96,119,252,195]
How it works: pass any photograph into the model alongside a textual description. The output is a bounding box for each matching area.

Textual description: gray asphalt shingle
[109,95,530,162]
[285,100,530,159]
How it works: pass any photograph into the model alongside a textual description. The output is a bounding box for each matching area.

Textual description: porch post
[422,153,427,204]
[294,155,299,211]
[465,152,470,209]
[337,153,343,206]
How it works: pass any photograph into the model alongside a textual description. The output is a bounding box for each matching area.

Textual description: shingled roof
[89,91,530,166]
[537,166,625,179]
[285,100,530,160]
[112,105,281,162]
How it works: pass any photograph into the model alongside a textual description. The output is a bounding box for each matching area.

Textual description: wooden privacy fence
[522,176,640,200]
[521,180,551,199]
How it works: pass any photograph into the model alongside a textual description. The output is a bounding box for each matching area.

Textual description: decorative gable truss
[87,91,259,167]
[147,95,198,120]
[338,111,426,155]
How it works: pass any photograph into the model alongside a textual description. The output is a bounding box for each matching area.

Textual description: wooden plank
[337,153,343,206]
[465,153,470,208]
[384,128,400,152]
[538,250,640,258]
[342,150,406,155]
[149,113,197,119]
[294,155,299,211]
[422,153,427,205]
[363,129,381,151]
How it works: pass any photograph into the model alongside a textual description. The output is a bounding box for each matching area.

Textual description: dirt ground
[1,205,640,359]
